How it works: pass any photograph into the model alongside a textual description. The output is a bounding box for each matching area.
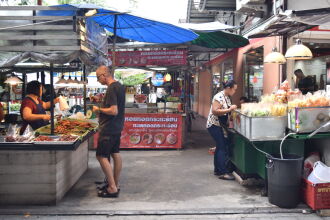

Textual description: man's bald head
[96,65,111,77]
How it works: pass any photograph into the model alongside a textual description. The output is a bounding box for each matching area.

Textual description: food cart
[230,83,330,180]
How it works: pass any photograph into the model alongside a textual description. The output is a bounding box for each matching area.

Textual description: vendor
[294,69,316,95]
[20,81,59,134]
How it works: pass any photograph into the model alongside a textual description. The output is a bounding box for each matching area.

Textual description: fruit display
[9,103,21,112]
[288,94,330,108]
[260,80,301,104]
[241,103,287,117]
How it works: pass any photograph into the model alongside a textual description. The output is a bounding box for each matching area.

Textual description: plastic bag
[303,152,320,178]
[307,161,330,184]
[59,95,70,111]
[17,125,35,142]
[5,124,18,142]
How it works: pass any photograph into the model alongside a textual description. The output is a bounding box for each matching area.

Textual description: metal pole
[22,73,26,99]
[83,65,87,115]
[41,71,45,86]
[50,63,54,135]
[111,14,118,75]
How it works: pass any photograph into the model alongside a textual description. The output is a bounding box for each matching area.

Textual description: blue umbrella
[40,4,198,44]
[90,9,198,44]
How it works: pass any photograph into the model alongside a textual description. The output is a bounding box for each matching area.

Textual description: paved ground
[0,116,329,219]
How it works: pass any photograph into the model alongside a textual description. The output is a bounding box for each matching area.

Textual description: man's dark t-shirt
[99,81,125,136]
[298,76,315,95]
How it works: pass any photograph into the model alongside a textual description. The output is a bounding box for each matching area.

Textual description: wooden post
[50,63,54,135]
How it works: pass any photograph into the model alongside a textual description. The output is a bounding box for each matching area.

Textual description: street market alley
[0,116,324,219]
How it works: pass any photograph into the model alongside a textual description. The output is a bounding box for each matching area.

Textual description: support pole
[50,63,54,135]
[111,14,118,75]
[22,72,26,99]
[83,65,87,115]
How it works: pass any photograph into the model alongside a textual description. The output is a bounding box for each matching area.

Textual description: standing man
[294,69,316,95]
[93,65,125,198]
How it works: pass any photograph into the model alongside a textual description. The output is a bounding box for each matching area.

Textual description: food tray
[288,106,330,133]
[233,110,287,141]
[33,135,79,145]
[0,136,33,144]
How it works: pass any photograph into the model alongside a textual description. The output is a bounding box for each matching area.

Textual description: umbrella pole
[111,14,118,75]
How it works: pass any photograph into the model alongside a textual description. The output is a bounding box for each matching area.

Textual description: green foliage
[115,71,148,86]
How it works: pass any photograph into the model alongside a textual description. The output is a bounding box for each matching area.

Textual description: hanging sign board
[109,50,187,66]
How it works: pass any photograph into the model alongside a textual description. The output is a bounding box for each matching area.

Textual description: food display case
[288,106,330,133]
[233,110,287,141]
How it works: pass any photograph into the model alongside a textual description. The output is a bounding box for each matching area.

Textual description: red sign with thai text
[108,50,187,67]
[120,113,182,149]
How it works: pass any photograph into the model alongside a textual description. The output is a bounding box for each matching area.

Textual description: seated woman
[20,81,59,134]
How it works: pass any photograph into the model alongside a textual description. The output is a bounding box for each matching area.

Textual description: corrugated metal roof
[186,0,236,23]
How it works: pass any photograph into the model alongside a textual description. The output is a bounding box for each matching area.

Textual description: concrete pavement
[0,116,329,219]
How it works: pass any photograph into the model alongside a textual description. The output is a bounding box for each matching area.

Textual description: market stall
[0,5,107,205]
[91,50,190,150]
[230,81,330,180]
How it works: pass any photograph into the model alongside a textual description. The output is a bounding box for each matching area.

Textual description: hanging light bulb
[264,47,286,64]
[285,39,313,60]
[164,73,172,82]
[4,74,23,85]
[73,73,80,84]
[55,73,68,84]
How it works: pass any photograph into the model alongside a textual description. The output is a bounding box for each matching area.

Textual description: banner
[120,113,182,149]
[109,50,187,67]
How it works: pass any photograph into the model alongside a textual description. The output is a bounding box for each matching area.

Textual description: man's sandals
[98,188,120,198]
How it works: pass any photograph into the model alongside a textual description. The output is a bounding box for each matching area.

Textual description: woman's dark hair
[223,80,237,89]
[26,80,41,97]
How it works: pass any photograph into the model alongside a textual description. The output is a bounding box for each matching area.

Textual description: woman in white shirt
[206,80,237,180]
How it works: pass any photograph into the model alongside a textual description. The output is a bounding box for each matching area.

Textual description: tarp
[192,31,249,48]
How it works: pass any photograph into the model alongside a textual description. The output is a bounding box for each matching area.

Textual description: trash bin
[266,154,303,208]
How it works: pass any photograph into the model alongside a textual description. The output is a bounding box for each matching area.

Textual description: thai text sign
[120,113,182,149]
[109,50,187,66]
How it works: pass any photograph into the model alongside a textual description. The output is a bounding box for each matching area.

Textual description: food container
[233,110,287,140]
[288,106,330,133]
[33,135,79,145]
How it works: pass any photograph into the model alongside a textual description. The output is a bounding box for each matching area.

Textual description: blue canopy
[39,4,198,44]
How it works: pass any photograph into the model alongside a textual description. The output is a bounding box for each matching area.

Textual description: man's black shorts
[96,134,121,158]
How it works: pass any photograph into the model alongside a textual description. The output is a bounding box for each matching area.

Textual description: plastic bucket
[266,154,303,208]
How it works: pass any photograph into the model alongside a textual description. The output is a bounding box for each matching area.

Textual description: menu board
[120,113,182,149]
